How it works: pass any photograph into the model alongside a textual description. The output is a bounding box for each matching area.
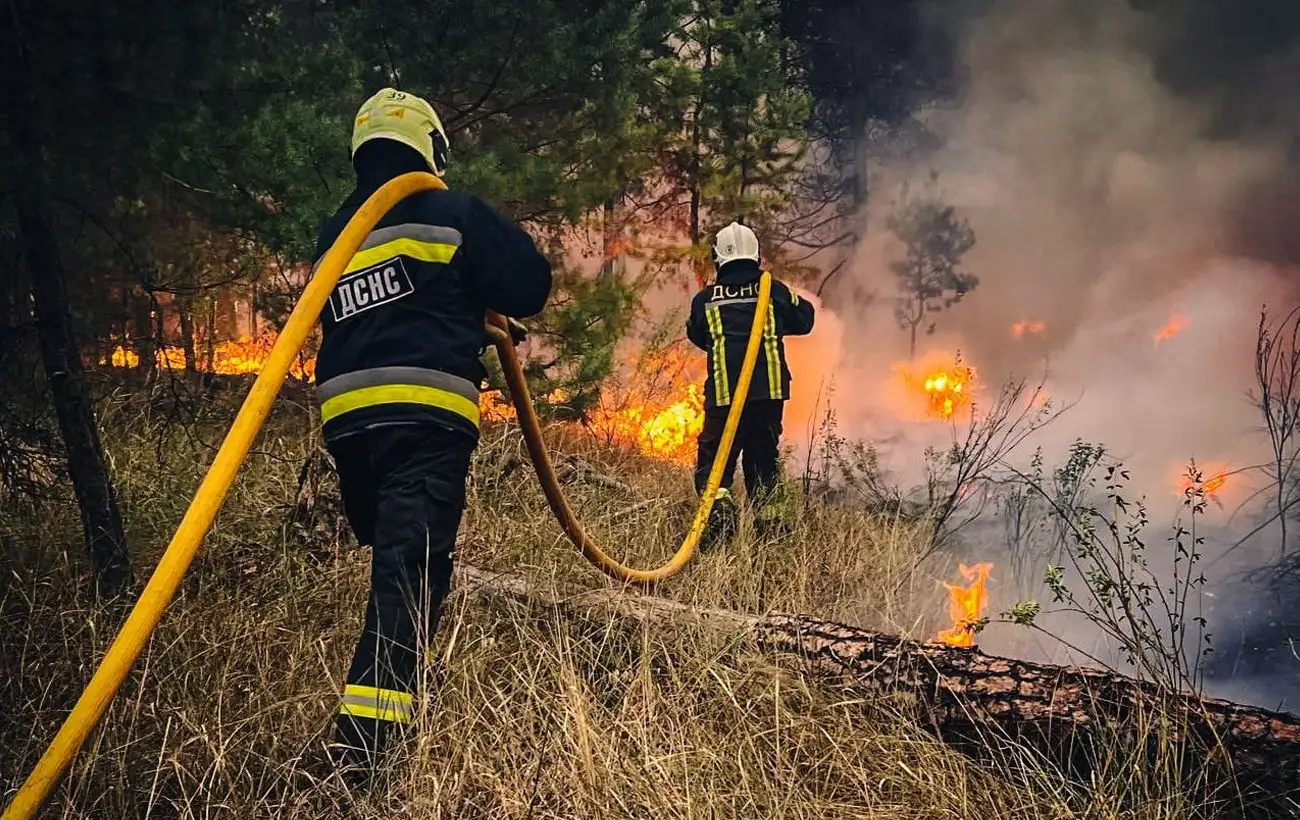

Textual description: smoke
[789,0,1300,706]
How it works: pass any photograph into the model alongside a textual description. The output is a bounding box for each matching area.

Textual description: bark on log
[453,565,1300,810]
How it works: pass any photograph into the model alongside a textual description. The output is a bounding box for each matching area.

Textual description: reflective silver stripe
[360,223,463,252]
[313,223,464,273]
[710,297,760,307]
[316,366,479,405]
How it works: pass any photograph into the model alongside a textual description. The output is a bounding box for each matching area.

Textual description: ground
[0,382,1245,818]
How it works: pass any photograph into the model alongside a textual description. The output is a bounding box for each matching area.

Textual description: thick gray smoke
[786,0,1300,708]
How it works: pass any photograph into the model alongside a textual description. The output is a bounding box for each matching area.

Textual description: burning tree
[887,173,980,360]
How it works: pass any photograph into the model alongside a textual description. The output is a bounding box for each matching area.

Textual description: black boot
[700,488,740,551]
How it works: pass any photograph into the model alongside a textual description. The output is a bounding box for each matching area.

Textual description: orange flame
[101,334,315,380]
[1177,466,1229,498]
[932,562,994,647]
[1011,319,1046,338]
[893,353,977,421]
[477,348,705,465]
[478,387,573,425]
[589,383,705,466]
[98,333,701,466]
[586,348,706,465]
[479,391,517,424]
[1154,313,1189,345]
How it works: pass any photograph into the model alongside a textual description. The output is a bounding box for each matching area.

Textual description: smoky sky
[791,0,1300,514]
[1141,0,1300,267]
[794,0,1300,705]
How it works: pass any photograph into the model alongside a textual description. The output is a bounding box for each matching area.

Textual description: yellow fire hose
[484,265,770,584]
[1,171,770,818]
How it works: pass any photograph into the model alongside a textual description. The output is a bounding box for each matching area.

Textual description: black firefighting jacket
[312,141,553,442]
[686,259,815,409]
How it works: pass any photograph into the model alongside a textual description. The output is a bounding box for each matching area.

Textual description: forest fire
[475,345,706,465]
[589,383,705,466]
[479,391,517,424]
[478,382,705,465]
[102,335,315,380]
[1154,312,1189,345]
[584,348,706,465]
[893,353,977,421]
[104,331,709,464]
[931,562,994,648]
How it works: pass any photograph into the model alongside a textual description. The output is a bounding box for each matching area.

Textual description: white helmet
[712,221,760,266]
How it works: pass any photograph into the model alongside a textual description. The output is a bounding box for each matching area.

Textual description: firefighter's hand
[507,318,528,345]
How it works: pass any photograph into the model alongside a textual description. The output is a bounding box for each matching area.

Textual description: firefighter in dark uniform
[687,221,815,539]
[312,88,552,777]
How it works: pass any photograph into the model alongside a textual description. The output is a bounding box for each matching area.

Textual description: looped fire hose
[485,271,772,586]
[1,172,771,817]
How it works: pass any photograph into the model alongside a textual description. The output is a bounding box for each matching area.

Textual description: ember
[932,562,994,647]
[1154,312,1189,345]
[1011,319,1046,338]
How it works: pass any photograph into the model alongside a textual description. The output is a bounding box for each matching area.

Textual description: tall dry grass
[0,385,1251,818]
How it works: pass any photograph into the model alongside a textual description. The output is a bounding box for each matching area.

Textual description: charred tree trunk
[454,565,1300,811]
[2,10,133,596]
[176,295,200,382]
[204,296,216,372]
[132,287,156,379]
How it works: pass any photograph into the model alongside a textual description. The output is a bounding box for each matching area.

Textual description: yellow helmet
[351,87,450,176]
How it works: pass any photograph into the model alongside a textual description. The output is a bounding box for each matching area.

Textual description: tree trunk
[132,287,156,379]
[454,565,1300,810]
[204,296,216,371]
[3,18,133,596]
[600,195,619,280]
[177,296,199,381]
[754,614,1300,799]
[688,14,713,291]
[908,318,918,360]
[249,283,260,337]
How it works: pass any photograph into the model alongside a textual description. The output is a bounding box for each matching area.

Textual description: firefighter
[312,88,552,779]
[686,221,815,541]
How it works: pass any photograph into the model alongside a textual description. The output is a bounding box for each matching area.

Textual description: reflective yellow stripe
[344,684,414,703]
[706,305,731,406]
[764,306,781,399]
[320,383,481,426]
[339,684,414,723]
[345,237,458,275]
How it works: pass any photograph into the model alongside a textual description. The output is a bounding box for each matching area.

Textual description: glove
[507,318,528,345]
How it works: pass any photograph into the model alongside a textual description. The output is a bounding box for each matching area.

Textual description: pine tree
[887,174,980,360]
[650,0,812,287]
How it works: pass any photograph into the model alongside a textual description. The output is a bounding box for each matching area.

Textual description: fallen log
[454,565,1300,814]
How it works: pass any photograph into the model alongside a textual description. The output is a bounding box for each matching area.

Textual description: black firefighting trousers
[693,398,785,500]
[326,422,476,769]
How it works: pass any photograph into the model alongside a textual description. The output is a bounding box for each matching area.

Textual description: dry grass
[0,387,1240,818]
